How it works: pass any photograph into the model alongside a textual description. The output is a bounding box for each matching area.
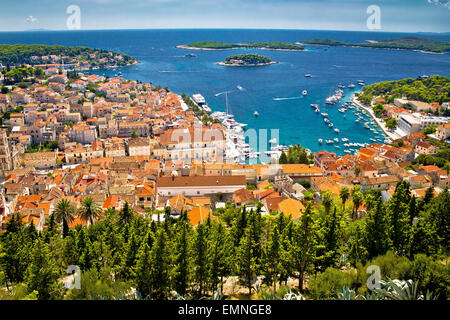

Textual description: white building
[157,175,246,197]
[398,113,449,135]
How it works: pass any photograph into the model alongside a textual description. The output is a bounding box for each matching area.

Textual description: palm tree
[78,197,101,226]
[53,199,75,237]
[351,185,363,220]
[321,191,333,215]
[354,165,361,177]
[340,187,350,209]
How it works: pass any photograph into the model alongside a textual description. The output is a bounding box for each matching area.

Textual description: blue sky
[0,0,448,32]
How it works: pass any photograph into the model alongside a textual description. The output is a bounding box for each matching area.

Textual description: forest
[0,182,448,300]
[223,54,273,65]
[0,44,136,66]
[184,41,304,50]
[300,37,450,53]
[357,75,450,105]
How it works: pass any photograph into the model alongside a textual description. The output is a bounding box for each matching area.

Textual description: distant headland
[0,44,138,70]
[177,41,305,51]
[216,54,278,67]
[297,37,450,54]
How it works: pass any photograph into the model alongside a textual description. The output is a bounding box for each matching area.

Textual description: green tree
[173,224,192,297]
[54,199,76,238]
[119,202,133,225]
[193,223,209,297]
[134,241,152,298]
[364,198,391,259]
[262,222,281,294]
[340,186,350,209]
[208,222,234,295]
[351,185,363,220]
[290,204,316,292]
[385,118,398,129]
[149,229,171,300]
[321,191,333,215]
[236,228,257,295]
[279,151,288,164]
[130,130,138,138]
[387,182,411,256]
[25,238,60,300]
[78,197,101,226]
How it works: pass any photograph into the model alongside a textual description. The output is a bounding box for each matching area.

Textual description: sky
[0,0,448,33]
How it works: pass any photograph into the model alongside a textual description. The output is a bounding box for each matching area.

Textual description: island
[297,37,450,54]
[216,54,278,67]
[0,44,138,70]
[177,41,305,51]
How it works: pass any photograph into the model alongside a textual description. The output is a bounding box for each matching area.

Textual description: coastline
[295,42,446,55]
[176,44,305,52]
[216,61,279,67]
[351,94,402,141]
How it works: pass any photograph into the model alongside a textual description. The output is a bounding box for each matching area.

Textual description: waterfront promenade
[351,95,402,141]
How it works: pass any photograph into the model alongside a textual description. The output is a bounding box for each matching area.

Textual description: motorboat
[318,139,323,144]
[254,111,259,117]
[302,90,308,96]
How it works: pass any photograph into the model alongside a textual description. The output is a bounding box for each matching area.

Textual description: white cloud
[427,0,450,9]
[25,15,38,23]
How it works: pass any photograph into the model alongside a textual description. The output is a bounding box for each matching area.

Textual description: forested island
[217,54,277,66]
[298,37,450,54]
[177,41,304,51]
[0,44,138,69]
[357,75,450,105]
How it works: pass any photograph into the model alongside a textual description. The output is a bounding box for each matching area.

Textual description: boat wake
[158,70,201,73]
[273,97,301,101]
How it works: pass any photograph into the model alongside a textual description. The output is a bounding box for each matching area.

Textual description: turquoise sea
[1,29,449,154]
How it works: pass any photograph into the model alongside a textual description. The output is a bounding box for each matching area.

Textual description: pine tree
[119,202,133,225]
[322,207,342,269]
[387,182,411,256]
[236,228,257,296]
[208,222,233,295]
[262,222,281,294]
[193,223,209,297]
[408,195,417,225]
[423,186,435,205]
[279,151,288,164]
[364,198,391,259]
[134,242,152,299]
[25,238,60,300]
[290,204,316,292]
[149,228,171,300]
[173,224,192,297]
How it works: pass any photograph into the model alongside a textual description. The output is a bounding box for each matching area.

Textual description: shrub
[308,267,358,299]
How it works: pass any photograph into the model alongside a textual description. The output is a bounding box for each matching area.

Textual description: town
[0,54,448,301]
[0,64,448,230]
